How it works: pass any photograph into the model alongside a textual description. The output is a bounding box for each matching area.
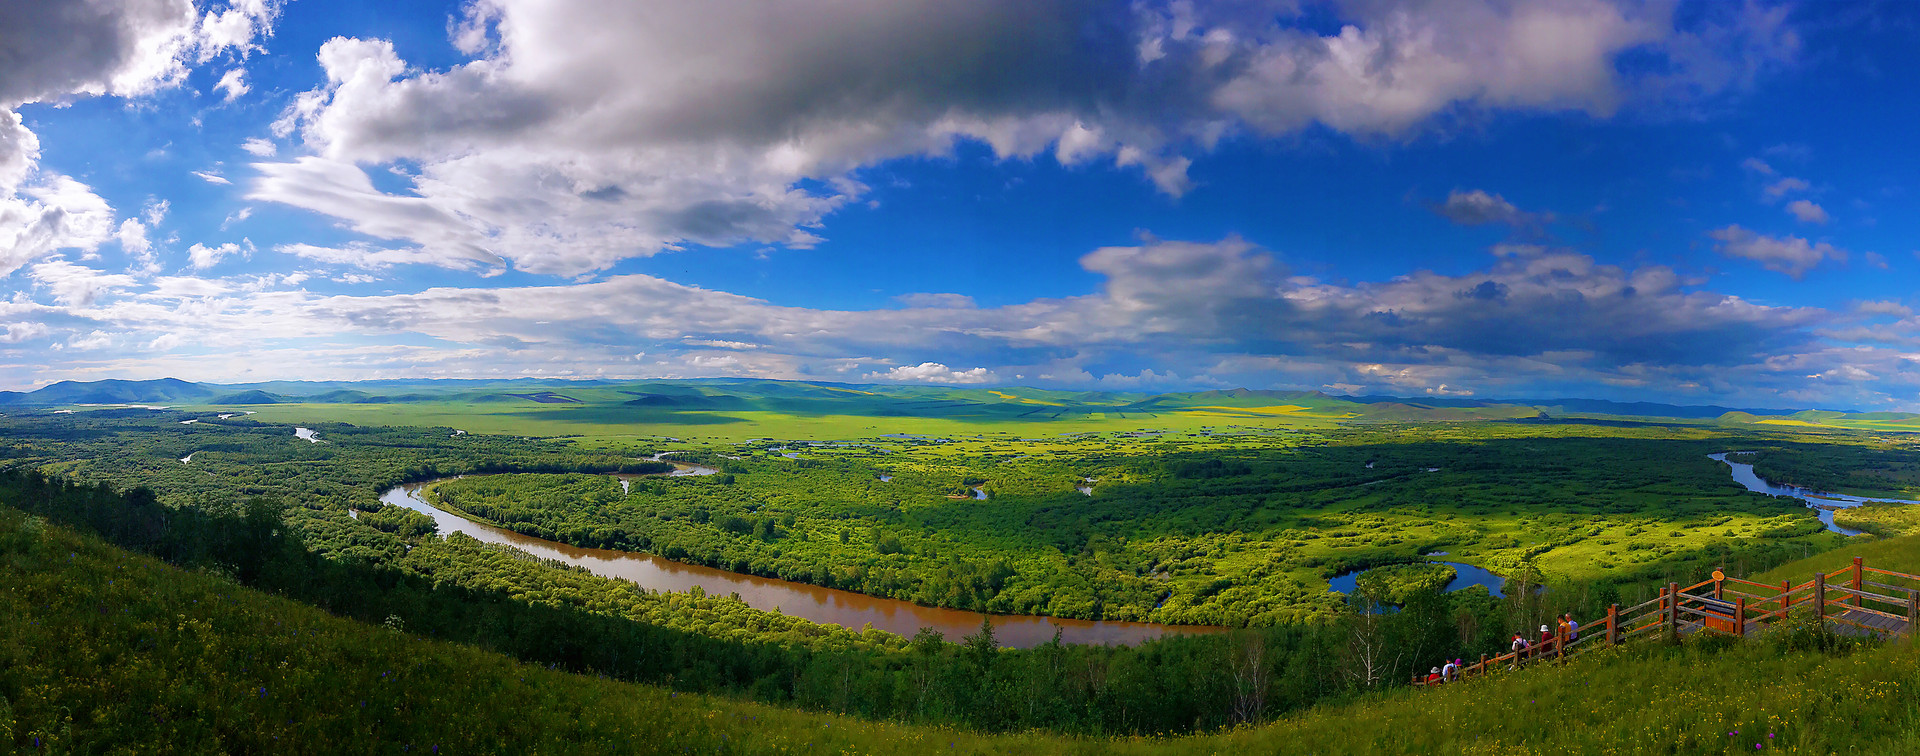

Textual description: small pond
[1327,561,1508,599]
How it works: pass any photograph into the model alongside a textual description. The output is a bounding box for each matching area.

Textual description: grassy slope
[172,379,1537,445]
[1167,634,1920,755]
[0,507,1072,755]
[1835,504,1920,539]
[219,401,1351,444]
[1750,532,1920,584]
[11,504,1920,755]
[1164,541,1920,755]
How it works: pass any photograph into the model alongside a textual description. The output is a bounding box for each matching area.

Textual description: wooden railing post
[1814,572,1826,627]
[1735,597,1746,638]
[1853,557,1865,609]
[1780,579,1792,614]
[1607,603,1619,646]
[1713,572,1724,601]
[1907,590,1917,638]
[1480,653,1489,676]
[1666,582,1680,640]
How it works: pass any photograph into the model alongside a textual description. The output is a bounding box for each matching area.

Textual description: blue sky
[3,0,1919,409]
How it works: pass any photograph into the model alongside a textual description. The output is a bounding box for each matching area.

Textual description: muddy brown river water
[380,467,1222,648]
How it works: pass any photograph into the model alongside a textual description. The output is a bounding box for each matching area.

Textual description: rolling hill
[0,377,1901,432]
[9,501,1920,753]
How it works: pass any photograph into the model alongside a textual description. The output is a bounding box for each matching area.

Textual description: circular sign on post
[1712,570,1725,582]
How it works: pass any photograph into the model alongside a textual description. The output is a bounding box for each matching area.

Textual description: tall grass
[0,506,1082,755]
[8,505,1920,754]
[1750,533,1920,584]
[1158,626,1920,755]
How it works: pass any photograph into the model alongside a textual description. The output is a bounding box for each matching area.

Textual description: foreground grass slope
[1750,532,1920,584]
[1171,632,1920,755]
[0,507,1070,755]
[9,505,1920,754]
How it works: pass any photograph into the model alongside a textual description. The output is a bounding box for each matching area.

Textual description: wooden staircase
[1414,557,1919,687]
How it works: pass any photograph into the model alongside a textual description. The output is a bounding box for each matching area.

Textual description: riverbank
[386,474,1222,648]
[1711,452,1920,537]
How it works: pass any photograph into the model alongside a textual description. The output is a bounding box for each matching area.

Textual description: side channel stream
[1711,451,1920,536]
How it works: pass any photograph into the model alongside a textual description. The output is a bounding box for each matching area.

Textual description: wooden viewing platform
[1413,556,1918,687]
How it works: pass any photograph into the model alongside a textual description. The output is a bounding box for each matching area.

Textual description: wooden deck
[1414,556,1920,689]
[1831,608,1911,637]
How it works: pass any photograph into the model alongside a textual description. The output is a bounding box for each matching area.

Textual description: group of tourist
[1426,613,1582,684]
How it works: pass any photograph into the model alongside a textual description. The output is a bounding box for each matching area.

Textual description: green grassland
[10,505,1920,754]
[0,506,1053,755]
[18,375,1920,443]
[1178,627,1920,755]
[0,403,1876,629]
[422,424,1848,626]
[66,378,1537,444]
[1834,503,1920,538]
[1750,529,1920,584]
[8,380,1920,748]
[233,400,1341,445]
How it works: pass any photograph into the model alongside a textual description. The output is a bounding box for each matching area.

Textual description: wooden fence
[1413,557,1920,687]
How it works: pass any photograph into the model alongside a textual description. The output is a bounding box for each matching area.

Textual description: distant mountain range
[1341,394,1834,419]
[0,378,596,407]
[0,377,1874,425]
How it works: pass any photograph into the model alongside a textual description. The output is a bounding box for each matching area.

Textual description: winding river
[380,459,1221,648]
[365,451,1873,647]
[1711,451,1920,536]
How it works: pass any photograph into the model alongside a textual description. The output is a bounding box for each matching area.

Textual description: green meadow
[7,378,1920,750]
[10,504,1920,755]
[94,377,1549,444]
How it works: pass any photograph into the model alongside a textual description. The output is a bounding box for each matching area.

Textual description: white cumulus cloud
[188,241,249,270]
[0,0,283,281]
[0,321,49,344]
[250,0,1799,277]
[240,137,277,156]
[1785,199,1828,224]
[1709,225,1845,279]
[866,362,999,384]
[214,67,249,101]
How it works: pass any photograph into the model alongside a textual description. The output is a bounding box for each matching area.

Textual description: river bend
[380,465,1220,648]
[1711,452,1920,536]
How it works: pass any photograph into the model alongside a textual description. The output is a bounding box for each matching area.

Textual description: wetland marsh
[5,379,1916,737]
